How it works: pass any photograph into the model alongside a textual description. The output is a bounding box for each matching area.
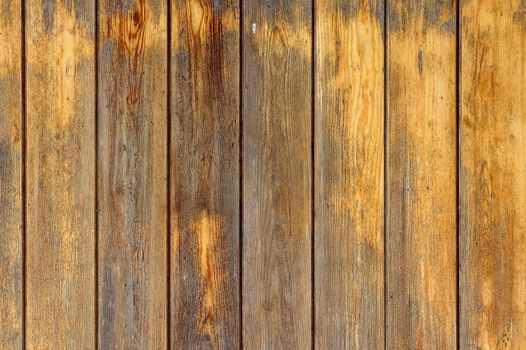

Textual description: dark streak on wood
[170,0,240,348]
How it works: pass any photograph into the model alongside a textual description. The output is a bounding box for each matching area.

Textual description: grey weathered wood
[242,0,313,348]
[98,1,168,348]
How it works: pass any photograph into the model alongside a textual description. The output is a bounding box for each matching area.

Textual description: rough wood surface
[25,1,96,348]
[386,0,457,348]
[314,1,384,348]
[0,1,23,348]
[242,0,312,348]
[170,0,240,348]
[97,0,168,348]
[460,0,526,347]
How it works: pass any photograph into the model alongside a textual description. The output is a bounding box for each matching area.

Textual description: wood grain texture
[387,0,457,348]
[314,1,384,348]
[460,0,526,347]
[0,1,23,348]
[98,0,167,348]
[242,0,312,348]
[25,0,96,348]
[170,0,240,348]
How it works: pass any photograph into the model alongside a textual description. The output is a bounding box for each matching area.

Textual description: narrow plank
[386,0,457,348]
[98,1,168,348]
[314,1,384,348]
[170,0,240,348]
[242,0,312,348]
[0,1,23,348]
[98,0,168,349]
[25,1,96,347]
[460,0,526,347]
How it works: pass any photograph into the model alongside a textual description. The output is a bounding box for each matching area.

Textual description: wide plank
[314,0,384,348]
[460,0,526,347]
[0,1,23,348]
[25,1,96,347]
[97,0,168,348]
[242,0,312,348]
[170,0,240,348]
[386,0,457,348]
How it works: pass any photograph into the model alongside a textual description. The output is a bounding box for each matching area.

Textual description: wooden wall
[0,0,525,348]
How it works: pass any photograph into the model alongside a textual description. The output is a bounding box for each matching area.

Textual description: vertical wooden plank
[387,0,457,348]
[170,0,240,348]
[314,1,384,348]
[460,0,526,347]
[98,0,167,348]
[0,1,23,348]
[26,0,96,348]
[242,0,312,348]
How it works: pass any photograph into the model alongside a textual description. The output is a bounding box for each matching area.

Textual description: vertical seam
[21,0,27,347]
[383,0,389,348]
[166,0,172,348]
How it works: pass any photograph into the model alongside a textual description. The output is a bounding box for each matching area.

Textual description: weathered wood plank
[170,0,240,348]
[0,1,23,348]
[386,0,457,348]
[25,1,96,347]
[314,1,384,348]
[460,0,526,347]
[98,1,168,348]
[242,0,312,348]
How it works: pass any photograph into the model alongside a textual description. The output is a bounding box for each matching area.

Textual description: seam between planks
[383,0,389,348]
[94,0,100,348]
[21,0,27,348]
[166,0,172,348]
[239,0,244,348]
[311,0,316,348]
[456,0,461,348]
[240,0,245,346]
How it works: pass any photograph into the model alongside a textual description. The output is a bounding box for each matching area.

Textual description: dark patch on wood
[513,0,526,30]
[389,0,454,32]
[418,48,423,73]
[43,0,57,31]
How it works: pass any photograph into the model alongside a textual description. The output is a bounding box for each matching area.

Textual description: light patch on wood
[192,211,223,334]
[104,1,167,51]
[29,2,94,131]
[0,2,20,78]
[188,0,205,37]
[324,9,384,249]
[252,18,311,58]
[171,1,237,50]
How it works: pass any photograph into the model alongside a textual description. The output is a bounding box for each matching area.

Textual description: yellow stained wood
[0,1,23,348]
[242,0,312,348]
[387,0,457,348]
[460,0,526,347]
[170,0,240,348]
[97,0,168,348]
[314,0,384,348]
[25,1,96,348]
